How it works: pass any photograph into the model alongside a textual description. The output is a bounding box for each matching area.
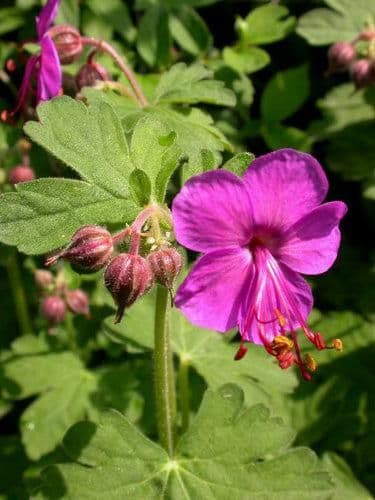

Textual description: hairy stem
[154,285,176,456]
[80,37,148,107]
[6,252,33,336]
[178,359,190,434]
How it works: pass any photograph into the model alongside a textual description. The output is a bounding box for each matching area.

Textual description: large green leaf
[24,97,132,199]
[0,336,151,460]
[35,385,333,499]
[261,65,310,123]
[236,4,296,45]
[297,0,375,45]
[104,292,297,420]
[153,63,236,106]
[0,178,135,254]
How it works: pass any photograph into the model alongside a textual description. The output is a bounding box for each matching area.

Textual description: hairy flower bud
[327,42,356,72]
[46,225,114,273]
[350,58,375,88]
[147,247,182,289]
[104,253,154,323]
[8,165,35,184]
[76,62,109,89]
[41,295,66,325]
[48,24,83,65]
[35,269,54,289]
[66,289,90,318]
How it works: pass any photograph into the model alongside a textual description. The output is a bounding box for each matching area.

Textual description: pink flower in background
[173,149,347,379]
[2,0,62,120]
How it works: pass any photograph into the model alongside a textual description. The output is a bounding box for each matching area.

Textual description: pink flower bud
[350,58,375,88]
[46,225,114,273]
[41,295,66,325]
[76,62,109,89]
[104,253,154,323]
[48,24,83,65]
[327,42,356,72]
[35,269,54,289]
[147,247,182,289]
[8,165,35,184]
[66,289,90,318]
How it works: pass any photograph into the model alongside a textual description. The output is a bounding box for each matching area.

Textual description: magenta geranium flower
[173,149,347,380]
[3,0,61,119]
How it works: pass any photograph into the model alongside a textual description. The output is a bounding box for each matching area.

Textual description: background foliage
[0,0,374,498]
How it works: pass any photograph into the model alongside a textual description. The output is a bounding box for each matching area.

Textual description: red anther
[234,342,248,361]
[6,59,16,72]
[276,350,295,369]
[313,332,326,350]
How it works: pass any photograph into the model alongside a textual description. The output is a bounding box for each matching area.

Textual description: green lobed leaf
[297,0,375,46]
[137,5,171,67]
[0,336,152,460]
[0,178,136,255]
[223,45,270,74]
[104,292,298,420]
[153,63,236,106]
[236,4,296,45]
[169,5,212,55]
[261,65,310,123]
[35,385,333,499]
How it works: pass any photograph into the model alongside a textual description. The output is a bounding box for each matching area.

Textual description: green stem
[154,285,176,456]
[6,252,33,336]
[178,360,190,434]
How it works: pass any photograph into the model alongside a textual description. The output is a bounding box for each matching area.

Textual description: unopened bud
[35,269,54,289]
[104,253,154,323]
[48,24,83,65]
[8,165,35,184]
[147,247,182,289]
[41,295,66,325]
[350,58,375,88]
[328,42,356,72]
[76,62,109,89]
[46,225,114,273]
[66,289,90,318]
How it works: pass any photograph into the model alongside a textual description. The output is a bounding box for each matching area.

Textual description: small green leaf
[223,45,270,74]
[236,4,296,45]
[85,0,136,42]
[129,169,152,206]
[154,62,236,106]
[169,5,212,55]
[56,0,79,27]
[137,5,171,67]
[223,152,254,177]
[261,123,312,152]
[261,65,310,122]
[297,1,375,46]
[36,386,333,499]
[0,7,24,35]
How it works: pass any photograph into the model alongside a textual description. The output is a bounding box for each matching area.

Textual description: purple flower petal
[37,35,62,102]
[36,0,60,39]
[244,149,329,230]
[172,169,254,253]
[278,201,347,275]
[175,247,253,332]
[8,55,39,116]
[239,251,313,344]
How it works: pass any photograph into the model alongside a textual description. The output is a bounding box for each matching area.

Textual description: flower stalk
[80,37,148,107]
[154,284,176,456]
[6,252,34,336]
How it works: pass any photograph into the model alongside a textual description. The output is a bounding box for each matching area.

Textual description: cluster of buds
[46,205,182,324]
[35,268,90,333]
[327,30,375,88]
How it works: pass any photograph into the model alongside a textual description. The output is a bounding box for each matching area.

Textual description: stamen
[234,342,248,361]
[275,308,286,327]
[272,335,294,353]
[330,338,343,351]
[304,353,317,372]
